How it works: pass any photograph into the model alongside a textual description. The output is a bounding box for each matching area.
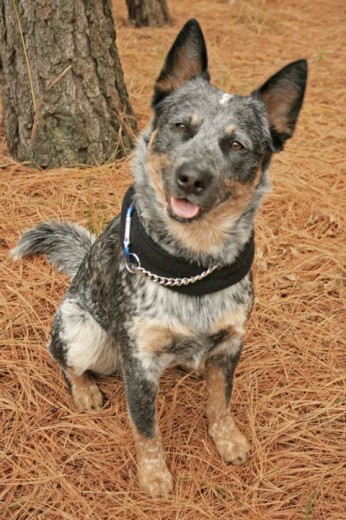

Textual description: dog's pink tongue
[170,197,200,219]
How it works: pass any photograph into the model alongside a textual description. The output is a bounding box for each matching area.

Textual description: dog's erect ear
[152,19,209,107]
[252,60,308,151]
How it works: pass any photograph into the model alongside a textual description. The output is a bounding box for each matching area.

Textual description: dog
[12,19,307,496]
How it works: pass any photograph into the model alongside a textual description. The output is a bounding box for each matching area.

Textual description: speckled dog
[13,20,307,496]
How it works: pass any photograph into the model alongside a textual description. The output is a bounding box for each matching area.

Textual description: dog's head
[138,19,307,255]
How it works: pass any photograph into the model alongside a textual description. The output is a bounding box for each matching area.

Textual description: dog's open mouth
[169,196,201,221]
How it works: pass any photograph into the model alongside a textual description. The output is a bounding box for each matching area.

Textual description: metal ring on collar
[125,252,141,274]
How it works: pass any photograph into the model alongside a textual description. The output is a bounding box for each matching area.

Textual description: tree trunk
[0,0,137,168]
[126,0,170,28]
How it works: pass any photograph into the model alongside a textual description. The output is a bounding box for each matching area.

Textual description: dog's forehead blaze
[219,93,233,105]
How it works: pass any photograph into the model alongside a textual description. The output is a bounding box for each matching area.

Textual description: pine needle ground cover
[1,0,345,518]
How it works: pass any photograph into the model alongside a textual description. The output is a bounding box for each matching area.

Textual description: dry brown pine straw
[1,0,345,519]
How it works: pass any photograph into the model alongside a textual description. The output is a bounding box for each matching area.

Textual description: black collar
[120,187,254,296]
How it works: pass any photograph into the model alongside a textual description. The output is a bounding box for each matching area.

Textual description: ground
[0,0,345,518]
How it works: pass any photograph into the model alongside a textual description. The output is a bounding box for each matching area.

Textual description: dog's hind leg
[62,368,103,412]
[48,297,118,412]
[206,345,251,465]
[48,337,104,412]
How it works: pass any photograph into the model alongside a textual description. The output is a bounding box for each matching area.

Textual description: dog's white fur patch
[61,298,118,376]
[219,93,233,105]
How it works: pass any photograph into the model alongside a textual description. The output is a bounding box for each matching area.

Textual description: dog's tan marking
[191,113,199,125]
[148,128,158,149]
[167,172,261,254]
[210,307,250,338]
[226,124,236,134]
[131,422,173,496]
[136,321,174,353]
[208,325,238,359]
[206,365,250,465]
[207,308,249,359]
[66,369,103,412]
[134,319,192,353]
[216,324,235,337]
[147,152,168,209]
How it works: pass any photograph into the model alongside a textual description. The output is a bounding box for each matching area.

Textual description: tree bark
[0,0,137,168]
[126,0,170,28]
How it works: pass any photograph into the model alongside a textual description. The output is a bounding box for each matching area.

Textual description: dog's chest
[128,275,253,369]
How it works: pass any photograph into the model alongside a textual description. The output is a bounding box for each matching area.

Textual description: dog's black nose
[176,164,211,195]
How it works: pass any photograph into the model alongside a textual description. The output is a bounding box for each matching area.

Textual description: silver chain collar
[125,253,219,287]
[123,201,219,287]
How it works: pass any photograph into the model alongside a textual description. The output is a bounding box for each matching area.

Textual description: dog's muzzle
[175,163,212,196]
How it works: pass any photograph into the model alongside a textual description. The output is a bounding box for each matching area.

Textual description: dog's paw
[215,434,251,465]
[72,380,103,412]
[138,460,174,497]
[209,415,251,465]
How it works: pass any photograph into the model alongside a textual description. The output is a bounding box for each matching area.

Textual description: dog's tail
[12,221,96,278]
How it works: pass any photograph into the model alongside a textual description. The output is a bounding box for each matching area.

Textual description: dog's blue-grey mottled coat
[12,19,307,496]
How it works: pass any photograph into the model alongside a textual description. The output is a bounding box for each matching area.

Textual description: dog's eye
[175,123,189,133]
[231,141,243,151]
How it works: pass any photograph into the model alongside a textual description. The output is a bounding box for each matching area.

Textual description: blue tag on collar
[123,203,136,263]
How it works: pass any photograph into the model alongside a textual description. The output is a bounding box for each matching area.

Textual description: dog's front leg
[206,348,251,465]
[122,356,173,496]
